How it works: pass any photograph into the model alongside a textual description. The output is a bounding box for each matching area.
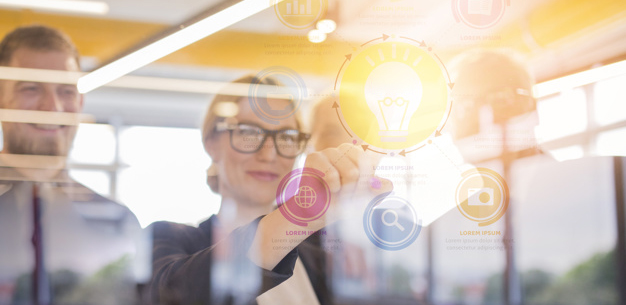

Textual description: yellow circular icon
[271,0,327,30]
[455,168,509,226]
[338,40,449,150]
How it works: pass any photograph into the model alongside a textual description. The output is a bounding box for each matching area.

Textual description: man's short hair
[0,24,80,68]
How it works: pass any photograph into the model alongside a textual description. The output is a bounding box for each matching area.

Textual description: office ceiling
[0,0,624,128]
[2,0,616,78]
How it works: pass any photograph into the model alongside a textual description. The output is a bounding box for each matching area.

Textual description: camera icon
[468,187,494,206]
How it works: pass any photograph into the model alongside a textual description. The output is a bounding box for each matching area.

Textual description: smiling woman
[200,75,306,203]
[142,75,333,305]
[142,73,392,304]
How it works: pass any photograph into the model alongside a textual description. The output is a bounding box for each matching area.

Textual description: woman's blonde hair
[202,74,305,193]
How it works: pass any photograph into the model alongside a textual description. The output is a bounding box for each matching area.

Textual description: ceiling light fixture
[316,19,336,33]
[77,0,281,94]
[0,0,109,15]
[308,29,326,43]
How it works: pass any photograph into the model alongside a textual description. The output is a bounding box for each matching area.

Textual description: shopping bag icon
[468,0,493,15]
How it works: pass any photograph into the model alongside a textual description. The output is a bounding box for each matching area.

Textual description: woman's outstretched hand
[248,143,392,270]
[302,143,393,230]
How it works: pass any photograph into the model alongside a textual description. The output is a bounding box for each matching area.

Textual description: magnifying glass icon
[381,209,405,231]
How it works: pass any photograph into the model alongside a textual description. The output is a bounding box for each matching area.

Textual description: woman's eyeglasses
[215,122,310,158]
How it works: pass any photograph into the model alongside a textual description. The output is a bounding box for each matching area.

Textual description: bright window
[69,123,116,165]
[117,126,219,228]
[69,169,111,197]
[536,88,587,142]
[596,127,626,157]
[594,73,626,126]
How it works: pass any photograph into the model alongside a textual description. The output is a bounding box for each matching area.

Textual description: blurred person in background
[0,25,147,305]
[144,76,392,305]
[443,49,537,305]
[449,49,536,146]
[448,49,623,305]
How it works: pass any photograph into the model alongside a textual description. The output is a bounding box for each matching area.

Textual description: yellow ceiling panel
[0,9,347,76]
[1,0,624,78]
[528,0,626,47]
[0,9,167,62]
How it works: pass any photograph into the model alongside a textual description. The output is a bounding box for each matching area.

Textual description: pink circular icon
[276,168,331,226]
[369,177,382,190]
[452,0,509,29]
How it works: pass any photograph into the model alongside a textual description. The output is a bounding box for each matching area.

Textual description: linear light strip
[77,0,281,94]
[107,75,303,97]
[0,67,81,84]
[108,75,257,95]
[0,67,297,97]
[0,154,67,170]
[533,59,626,98]
[0,109,93,125]
[7,61,626,101]
[0,0,108,15]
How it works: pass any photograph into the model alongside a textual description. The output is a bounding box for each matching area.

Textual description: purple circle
[369,177,382,190]
[276,168,331,226]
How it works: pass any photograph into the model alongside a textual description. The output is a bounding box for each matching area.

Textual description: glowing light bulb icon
[338,40,450,150]
[364,62,423,142]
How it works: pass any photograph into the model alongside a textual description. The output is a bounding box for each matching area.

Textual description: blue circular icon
[363,193,422,251]
[249,66,307,125]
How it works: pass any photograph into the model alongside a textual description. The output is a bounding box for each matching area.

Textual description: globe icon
[294,185,317,208]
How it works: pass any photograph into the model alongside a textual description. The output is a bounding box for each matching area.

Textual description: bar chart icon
[285,0,313,15]
[272,0,326,29]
